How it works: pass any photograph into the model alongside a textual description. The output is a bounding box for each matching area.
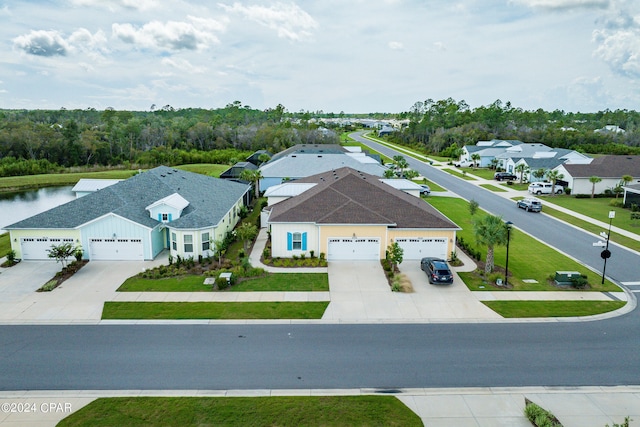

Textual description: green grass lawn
[427,196,620,292]
[102,301,329,319]
[0,233,10,256]
[174,163,228,177]
[57,396,422,427]
[442,168,477,180]
[483,300,626,318]
[479,184,507,192]
[542,205,640,252]
[413,178,446,192]
[118,273,329,292]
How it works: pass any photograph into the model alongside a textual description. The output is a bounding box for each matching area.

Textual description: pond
[0,186,75,232]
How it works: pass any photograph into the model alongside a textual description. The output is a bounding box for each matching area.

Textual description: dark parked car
[494,172,517,181]
[516,198,542,212]
[420,257,454,284]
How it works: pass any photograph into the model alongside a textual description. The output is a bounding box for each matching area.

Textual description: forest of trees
[1,98,639,177]
[391,98,640,156]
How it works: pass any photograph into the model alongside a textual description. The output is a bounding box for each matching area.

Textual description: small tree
[47,242,76,269]
[212,238,226,267]
[404,169,419,180]
[470,153,481,169]
[545,169,564,197]
[468,199,479,216]
[621,174,633,187]
[473,214,509,274]
[383,168,396,179]
[386,242,404,272]
[589,175,602,198]
[393,155,409,178]
[240,169,263,198]
[514,163,529,184]
[236,222,258,255]
[257,153,271,165]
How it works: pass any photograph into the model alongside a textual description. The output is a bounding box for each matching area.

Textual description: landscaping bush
[570,274,589,289]
[524,398,563,427]
[215,276,231,290]
[609,199,624,207]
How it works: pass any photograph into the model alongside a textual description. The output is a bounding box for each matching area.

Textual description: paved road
[352,133,640,285]
[1,318,639,390]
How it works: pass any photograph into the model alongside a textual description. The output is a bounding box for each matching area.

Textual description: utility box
[554,271,580,286]
[218,272,232,285]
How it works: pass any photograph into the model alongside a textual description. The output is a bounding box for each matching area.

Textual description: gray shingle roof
[260,153,386,179]
[269,167,459,229]
[563,155,640,178]
[6,166,249,230]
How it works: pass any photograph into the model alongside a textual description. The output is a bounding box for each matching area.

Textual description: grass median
[118,273,330,292]
[102,301,329,320]
[483,300,626,318]
[58,395,422,427]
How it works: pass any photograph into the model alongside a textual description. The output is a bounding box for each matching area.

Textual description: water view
[0,186,75,232]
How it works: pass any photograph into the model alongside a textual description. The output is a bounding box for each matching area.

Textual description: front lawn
[102,301,329,319]
[483,300,626,318]
[543,196,639,235]
[57,396,422,427]
[427,196,620,292]
[117,273,329,292]
[479,184,507,192]
[0,233,10,256]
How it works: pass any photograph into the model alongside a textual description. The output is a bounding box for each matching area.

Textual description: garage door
[89,238,144,261]
[20,237,75,260]
[327,238,380,261]
[395,237,448,260]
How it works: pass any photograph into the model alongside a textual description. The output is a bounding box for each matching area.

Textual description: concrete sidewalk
[4,386,636,427]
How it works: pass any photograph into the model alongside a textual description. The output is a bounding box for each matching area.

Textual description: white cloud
[388,41,404,50]
[161,57,206,73]
[220,2,318,41]
[112,17,224,50]
[511,0,610,10]
[13,30,71,57]
[593,28,640,76]
[70,0,158,11]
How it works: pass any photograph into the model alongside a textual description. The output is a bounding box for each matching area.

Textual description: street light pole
[505,221,513,287]
[601,211,615,285]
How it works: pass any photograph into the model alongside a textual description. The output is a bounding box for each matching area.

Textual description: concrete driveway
[0,255,167,323]
[322,259,500,322]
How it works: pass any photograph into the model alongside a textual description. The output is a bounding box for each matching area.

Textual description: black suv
[420,257,454,284]
[494,172,517,181]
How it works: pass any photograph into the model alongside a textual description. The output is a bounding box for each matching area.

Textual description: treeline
[392,98,640,155]
[0,101,339,176]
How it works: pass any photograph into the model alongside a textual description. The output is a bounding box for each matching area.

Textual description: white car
[454,160,474,167]
[528,182,563,195]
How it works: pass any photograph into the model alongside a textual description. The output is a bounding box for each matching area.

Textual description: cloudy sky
[1,0,639,113]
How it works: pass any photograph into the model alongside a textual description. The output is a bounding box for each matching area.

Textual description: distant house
[71,178,122,198]
[246,150,272,166]
[264,167,459,261]
[555,155,640,195]
[504,148,592,182]
[460,140,520,168]
[595,125,625,134]
[219,161,258,180]
[259,144,386,191]
[5,166,250,261]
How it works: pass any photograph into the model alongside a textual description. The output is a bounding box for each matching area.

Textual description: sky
[1,0,639,114]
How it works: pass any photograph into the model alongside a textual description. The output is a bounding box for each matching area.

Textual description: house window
[287,232,307,251]
[184,235,193,253]
[162,213,169,222]
[171,232,177,250]
[202,232,210,251]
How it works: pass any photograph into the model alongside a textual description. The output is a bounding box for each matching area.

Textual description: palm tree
[545,169,564,196]
[514,163,529,184]
[589,176,602,199]
[383,168,396,179]
[532,168,545,182]
[240,169,263,199]
[473,214,509,274]
[470,153,481,169]
[621,174,633,187]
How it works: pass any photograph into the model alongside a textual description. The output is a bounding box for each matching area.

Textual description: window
[162,213,168,221]
[287,232,307,251]
[184,235,193,253]
[171,232,177,250]
[202,232,210,251]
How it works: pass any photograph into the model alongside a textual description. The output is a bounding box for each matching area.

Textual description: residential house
[71,178,122,198]
[504,148,592,182]
[623,184,640,209]
[264,167,460,261]
[5,166,250,261]
[219,161,258,180]
[555,155,640,195]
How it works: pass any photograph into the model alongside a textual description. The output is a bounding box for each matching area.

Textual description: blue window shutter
[158,213,162,222]
[168,213,172,222]
[302,232,307,251]
[287,232,292,251]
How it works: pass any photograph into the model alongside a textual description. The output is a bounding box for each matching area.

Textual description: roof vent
[160,174,166,177]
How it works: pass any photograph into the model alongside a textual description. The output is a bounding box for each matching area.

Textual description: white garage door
[396,237,448,260]
[20,237,75,260]
[89,238,144,261]
[327,238,380,261]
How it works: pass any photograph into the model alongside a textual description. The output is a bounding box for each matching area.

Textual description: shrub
[237,249,245,259]
[215,276,230,290]
[524,399,562,427]
[38,280,59,292]
[168,254,174,265]
[74,248,83,262]
[319,252,326,260]
[609,199,623,207]
[391,282,401,292]
[310,250,315,258]
[6,250,16,263]
[570,274,589,289]
[262,247,271,259]
[564,187,571,195]
[299,252,306,260]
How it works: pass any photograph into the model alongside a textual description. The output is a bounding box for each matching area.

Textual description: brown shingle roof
[268,167,459,229]
[563,155,640,178]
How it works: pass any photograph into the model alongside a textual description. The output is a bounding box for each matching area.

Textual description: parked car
[516,198,542,212]
[454,160,473,167]
[419,184,431,196]
[528,182,563,195]
[494,172,517,181]
[420,257,454,284]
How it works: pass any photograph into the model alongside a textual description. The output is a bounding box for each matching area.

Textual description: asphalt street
[353,133,640,285]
